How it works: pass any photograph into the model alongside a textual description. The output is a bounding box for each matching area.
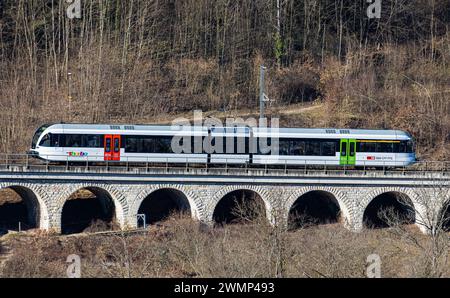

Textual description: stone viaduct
[0,166,449,234]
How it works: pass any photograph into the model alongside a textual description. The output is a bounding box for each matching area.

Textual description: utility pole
[68,72,72,100]
[277,0,281,35]
[68,72,72,120]
[275,0,282,69]
[259,65,267,120]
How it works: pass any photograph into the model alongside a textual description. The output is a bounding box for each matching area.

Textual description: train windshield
[31,124,50,149]
[407,140,415,153]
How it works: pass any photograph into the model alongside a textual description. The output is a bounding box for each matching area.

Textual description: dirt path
[151,102,324,124]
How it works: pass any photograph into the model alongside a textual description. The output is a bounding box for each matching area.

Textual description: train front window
[31,125,50,149]
[406,140,414,153]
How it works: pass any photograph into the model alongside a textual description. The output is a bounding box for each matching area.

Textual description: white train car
[209,126,251,165]
[253,128,415,167]
[29,123,416,167]
[30,123,208,164]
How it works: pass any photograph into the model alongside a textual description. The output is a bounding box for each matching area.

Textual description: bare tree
[376,176,450,277]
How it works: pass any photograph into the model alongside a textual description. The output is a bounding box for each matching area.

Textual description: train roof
[261,128,411,140]
[42,123,413,140]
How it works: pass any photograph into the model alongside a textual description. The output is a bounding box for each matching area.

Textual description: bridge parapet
[1,164,449,180]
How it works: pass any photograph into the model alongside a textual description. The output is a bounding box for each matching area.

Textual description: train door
[348,139,356,165]
[104,135,121,161]
[112,135,121,161]
[340,139,356,166]
[104,135,112,161]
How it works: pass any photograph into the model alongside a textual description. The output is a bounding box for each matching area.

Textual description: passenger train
[29,123,416,167]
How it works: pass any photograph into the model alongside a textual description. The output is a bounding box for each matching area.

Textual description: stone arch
[137,189,190,226]
[208,185,273,224]
[285,186,353,229]
[0,183,50,230]
[55,184,128,232]
[359,187,420,230]
[129,184,203,227]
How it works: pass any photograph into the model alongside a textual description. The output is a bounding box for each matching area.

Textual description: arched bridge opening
[62,187,117,235]
[288,191,341,230]
[137,189,191,227]
[363,192,415,229]
[0,186,41,234]
[213,190,266,225]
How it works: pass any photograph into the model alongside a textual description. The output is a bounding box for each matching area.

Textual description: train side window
[86,135,102,148]
[356,142,362,152]
[58,135,66,147]
[142,137,155,153]
[137,136,145,153]
[155,137,172,154]
[279,139,290,155]
[52,134,62,147]
[125,136,176,154]
[306,141,321,156]
[322,141,337,156]
[359,142,366,152]
[393,142,400,153]
[377,142,393,153]
[357,142,364,152]
[290,140,305,155]
[39,134,52,147]
[125,136,137,153]
[376,142,383,153]
[359,142,377,152]
[65,134,83,147]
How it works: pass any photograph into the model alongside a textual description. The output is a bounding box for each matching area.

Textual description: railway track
[0,153,449,176]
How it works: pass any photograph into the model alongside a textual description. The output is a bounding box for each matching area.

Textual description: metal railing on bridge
[0,153,448,177]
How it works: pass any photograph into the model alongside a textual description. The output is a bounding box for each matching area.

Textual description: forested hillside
[0,1,449,158]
